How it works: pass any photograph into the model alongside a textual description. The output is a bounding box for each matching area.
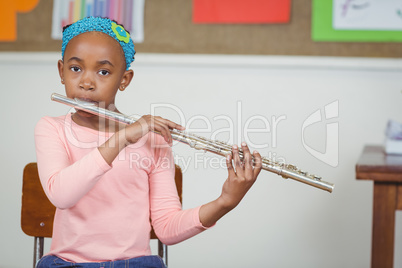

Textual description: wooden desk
[356,145,402,268]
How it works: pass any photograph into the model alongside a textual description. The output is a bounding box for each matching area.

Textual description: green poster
[312,0,402,42]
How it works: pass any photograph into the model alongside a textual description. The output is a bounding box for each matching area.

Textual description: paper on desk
[386,120,402,140]
[385,120,402,154]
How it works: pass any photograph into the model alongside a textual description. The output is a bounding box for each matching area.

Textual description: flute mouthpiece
[74,98,97,106]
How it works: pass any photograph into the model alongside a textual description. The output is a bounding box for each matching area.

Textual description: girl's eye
[70,66,81,72]
[98,70,110,76]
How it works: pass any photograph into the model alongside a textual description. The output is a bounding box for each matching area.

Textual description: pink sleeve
[34,117,111,209]
[149,136,212,245]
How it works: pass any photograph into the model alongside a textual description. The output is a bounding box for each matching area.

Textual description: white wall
[1,52,402,268]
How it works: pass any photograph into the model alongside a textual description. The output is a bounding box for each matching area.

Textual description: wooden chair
[21,162,183,268]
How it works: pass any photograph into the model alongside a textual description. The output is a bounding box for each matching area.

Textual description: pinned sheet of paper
[193,0,291,24]
[0,0,40,41]
[51,0,145,43]
[333,0,402,30]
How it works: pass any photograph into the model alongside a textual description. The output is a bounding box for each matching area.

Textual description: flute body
[51,93,334,193]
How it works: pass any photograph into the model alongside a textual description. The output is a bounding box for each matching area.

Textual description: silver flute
[51,93,334,193]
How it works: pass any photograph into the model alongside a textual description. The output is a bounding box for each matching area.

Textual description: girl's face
[58,31,133,119]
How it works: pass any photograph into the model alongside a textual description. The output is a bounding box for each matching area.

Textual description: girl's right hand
[123,115,185,146]
[99,115,184,165]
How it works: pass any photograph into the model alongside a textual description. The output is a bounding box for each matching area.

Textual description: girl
[35,16,262,268]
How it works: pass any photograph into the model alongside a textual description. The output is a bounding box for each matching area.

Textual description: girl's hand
[98,115,184,165]
[198,142,262,227]
[124,115,185,145]
[219,142,262,210]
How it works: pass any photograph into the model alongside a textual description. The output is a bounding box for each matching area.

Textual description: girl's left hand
[218,142,262,210]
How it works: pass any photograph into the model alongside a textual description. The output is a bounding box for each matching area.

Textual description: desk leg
[372,182,397,268]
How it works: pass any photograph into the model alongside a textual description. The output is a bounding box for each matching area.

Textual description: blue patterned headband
[61,17,135,70]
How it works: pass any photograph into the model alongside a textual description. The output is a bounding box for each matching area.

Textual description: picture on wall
[312,0,402,42]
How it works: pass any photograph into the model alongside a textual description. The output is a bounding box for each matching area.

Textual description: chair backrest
[21,162,183,267]
[21,163,55,238]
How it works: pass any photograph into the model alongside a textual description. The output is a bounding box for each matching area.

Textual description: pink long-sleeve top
[34,113,208,262]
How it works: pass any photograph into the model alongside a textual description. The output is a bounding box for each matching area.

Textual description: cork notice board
[1,0,401,58]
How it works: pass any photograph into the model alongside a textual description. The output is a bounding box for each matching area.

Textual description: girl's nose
[79,72,95,90]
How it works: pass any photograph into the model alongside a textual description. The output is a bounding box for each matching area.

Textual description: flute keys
[286,164,298,171]
[312,175,322,181]
[299,170,307,176]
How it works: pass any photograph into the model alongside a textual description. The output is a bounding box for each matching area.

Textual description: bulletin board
[1,0,402,58]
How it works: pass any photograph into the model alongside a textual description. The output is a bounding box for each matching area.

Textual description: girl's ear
[58,60,65,84]
[119,70,134,91]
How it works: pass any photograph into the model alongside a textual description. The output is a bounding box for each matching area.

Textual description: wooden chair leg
[158,240,168,267]
[33,237,44,268]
